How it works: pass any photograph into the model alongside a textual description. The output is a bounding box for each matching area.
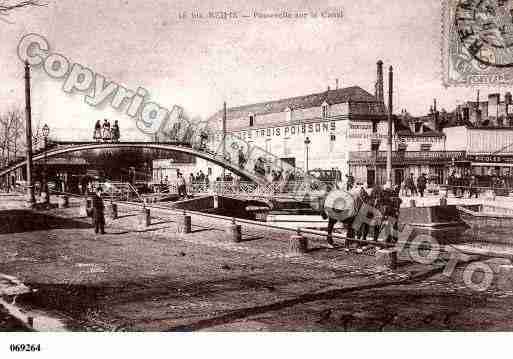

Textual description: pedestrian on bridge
[102,119,111,141]
[112,120,120,142]
[93,120,102,142]
[92,187,105,235]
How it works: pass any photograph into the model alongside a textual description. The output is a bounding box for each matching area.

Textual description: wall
[443,126,468,151]
[467,128,513,154]
[396,135,445,151]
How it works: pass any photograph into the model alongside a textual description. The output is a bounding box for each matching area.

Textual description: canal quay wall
[3,193,513,330]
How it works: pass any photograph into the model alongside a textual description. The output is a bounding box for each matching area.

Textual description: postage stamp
[442,0,513,86]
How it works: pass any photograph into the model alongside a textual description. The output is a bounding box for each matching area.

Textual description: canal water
[0,274,68,331]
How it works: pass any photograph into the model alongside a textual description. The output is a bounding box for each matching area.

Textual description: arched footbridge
[0,141,269,186]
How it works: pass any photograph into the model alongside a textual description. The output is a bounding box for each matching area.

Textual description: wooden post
[177,210,191,233]
[109,203,118,219]
[58,195,69,208]
[139,208,150,227]
[288,229,308,255]
[82,196,93,217]
[226,218,242,243]
[376,249,398,270]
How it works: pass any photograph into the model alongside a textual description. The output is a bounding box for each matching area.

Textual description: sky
[0,0,508,140]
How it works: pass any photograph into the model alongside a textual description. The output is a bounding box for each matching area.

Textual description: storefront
[467,154,513,177]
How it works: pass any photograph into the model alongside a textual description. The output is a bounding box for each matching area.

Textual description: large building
[457,92,513,128]
[444,126,513,177]
[198,62,389,184]
[173,62,466,187]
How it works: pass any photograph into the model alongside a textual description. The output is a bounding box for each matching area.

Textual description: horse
[321,184,401,247]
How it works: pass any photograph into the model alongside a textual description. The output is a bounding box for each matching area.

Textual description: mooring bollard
[439,196,448,206]
[409,199,416,208]
[27,316,34,328]
[288,229,308,255]
[177,210,191,233]
[226,218,242,243]
[57,195,69,209]
[497,265,513,291]
[81,197,93,217]
[109,203,118,219]
[375,249,398,270]
[139,207,151,227]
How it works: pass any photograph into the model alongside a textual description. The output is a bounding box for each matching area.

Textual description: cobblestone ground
[2,196,513,331]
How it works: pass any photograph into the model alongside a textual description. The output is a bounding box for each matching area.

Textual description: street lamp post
[42,124,50,205]
[304,137,311,174]
[24,61,36,207]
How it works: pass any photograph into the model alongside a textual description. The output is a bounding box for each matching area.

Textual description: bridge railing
[195,180,336,198]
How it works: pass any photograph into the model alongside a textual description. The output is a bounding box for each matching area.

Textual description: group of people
[402,173,428,197]
[93,119,120,142]
[324,181,402,247]
[446,172,512,198]
[160,170,212,199]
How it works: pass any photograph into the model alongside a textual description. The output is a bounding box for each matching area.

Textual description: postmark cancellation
[442,0,513,86]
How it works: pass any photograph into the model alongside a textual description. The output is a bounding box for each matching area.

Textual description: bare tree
[0,0,46,22]
[0,109,25,167]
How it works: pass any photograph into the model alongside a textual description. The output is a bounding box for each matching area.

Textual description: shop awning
[471,162,513,167]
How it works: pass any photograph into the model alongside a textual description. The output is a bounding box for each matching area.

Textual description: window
[420,143,432,151]
[372,121,378,133]
[283,138,290,156]
[498,117,504,127]
[265,139,271,154]
[286,107,293,122]
[322,102,329,119]
[414,122,422,133]
[330,134,336,141]
[249,115,254,127]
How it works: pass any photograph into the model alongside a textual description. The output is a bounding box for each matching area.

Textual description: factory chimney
[433,99,439,131]
[376,60,384,104]
[386,65,393,186]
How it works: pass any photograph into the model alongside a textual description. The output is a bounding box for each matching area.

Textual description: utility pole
[24,61,36,207]
[386,65,393,186]
[222,102,226,181]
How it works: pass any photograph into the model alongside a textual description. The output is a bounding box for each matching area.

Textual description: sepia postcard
[1,0,513,357]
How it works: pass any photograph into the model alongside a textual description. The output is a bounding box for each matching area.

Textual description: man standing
[177,172,187,199]
[92,187,105,235]
[405,173,417,197]
[469,175,479,198]
[346,173,355,191]
[417,173,427,197]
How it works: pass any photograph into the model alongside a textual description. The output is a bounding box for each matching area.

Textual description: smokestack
[388,66,393,115]
[336,78,339,90]
[376,60,384,103]
[476,90,481,123]
[433,99,438,131]
[386,65,393,186]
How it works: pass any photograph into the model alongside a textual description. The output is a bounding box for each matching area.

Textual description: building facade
[193,62,391,184]
[444,126,513,177]
[458,92,513,127]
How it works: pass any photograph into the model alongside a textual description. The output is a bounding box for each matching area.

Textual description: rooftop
[209,86,383,122]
